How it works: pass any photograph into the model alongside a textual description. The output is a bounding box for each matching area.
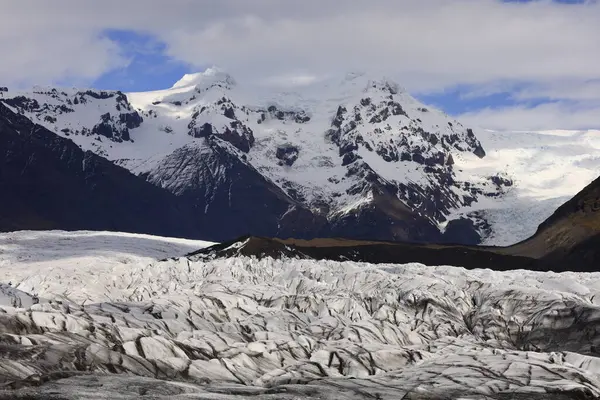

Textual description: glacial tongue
[2,231,600,399]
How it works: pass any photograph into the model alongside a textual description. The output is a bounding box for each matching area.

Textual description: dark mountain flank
[0,102,197,237]
[505,174,600,268]
[0,103,326,241]
[189,177,600,272]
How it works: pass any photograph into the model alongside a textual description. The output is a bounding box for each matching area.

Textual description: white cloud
[0,28,129,87]
[156,0,600,93]
[260,73,324,88]
[513,80,600,101]
[0,0,599,128]
[458,101,600,131]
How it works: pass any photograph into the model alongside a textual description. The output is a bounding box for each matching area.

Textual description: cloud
[2,1,599,88]
[0,0,598,128]
[458,101,600,131]
[0,28,129,87]
[513,80,600,101]
[155,0,600,95]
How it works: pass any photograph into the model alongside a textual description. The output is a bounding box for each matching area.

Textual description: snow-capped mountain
[0,69,585,244]
[2,230,600,399]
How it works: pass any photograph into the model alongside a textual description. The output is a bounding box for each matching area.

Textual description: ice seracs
[2,230,600,399]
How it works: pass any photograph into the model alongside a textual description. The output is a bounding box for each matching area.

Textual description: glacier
[1,231,600,399]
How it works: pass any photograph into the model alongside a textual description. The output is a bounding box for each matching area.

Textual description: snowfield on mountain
[2,231,600,399]
[3,69,599,245]
[454,128,600,245]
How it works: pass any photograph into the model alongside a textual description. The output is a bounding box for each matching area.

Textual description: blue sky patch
[92,30,195,92]
[80,0,594,124]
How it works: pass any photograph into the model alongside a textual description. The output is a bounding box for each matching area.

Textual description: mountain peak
[334,71,406,95]
[172,67,236,90]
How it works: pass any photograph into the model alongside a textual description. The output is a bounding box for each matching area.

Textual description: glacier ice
[1,231,600,399]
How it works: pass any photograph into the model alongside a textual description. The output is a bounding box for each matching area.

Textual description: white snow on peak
[339,71,404,90]
[2,72,600,247]
[171,66,236,89]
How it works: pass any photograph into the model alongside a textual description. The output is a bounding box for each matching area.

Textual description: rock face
[0,69,513,244]
[189,235,539,271]
[275,144,300,166]
[319,82,497,242]
[91,110,142,142]
[0,102,196,237]
[140,140,328,242]
[187,96,255,152]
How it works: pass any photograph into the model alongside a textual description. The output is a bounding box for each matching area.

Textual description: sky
[0,0,598,131]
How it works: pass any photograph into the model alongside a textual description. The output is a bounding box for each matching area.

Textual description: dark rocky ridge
[140,139,329,242]
[0,102,198,237]
[187,235,542,272]
[186,233,591,273]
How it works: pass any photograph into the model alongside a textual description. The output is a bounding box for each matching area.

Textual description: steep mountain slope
[0,93,327,242]
[137,139,330,241]
[0,102,199,237]
[0,69,511,243]
[507,174,600,266]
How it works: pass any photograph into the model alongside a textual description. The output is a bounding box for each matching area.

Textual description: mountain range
[0,69,597,246]
[0,70,512,243]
